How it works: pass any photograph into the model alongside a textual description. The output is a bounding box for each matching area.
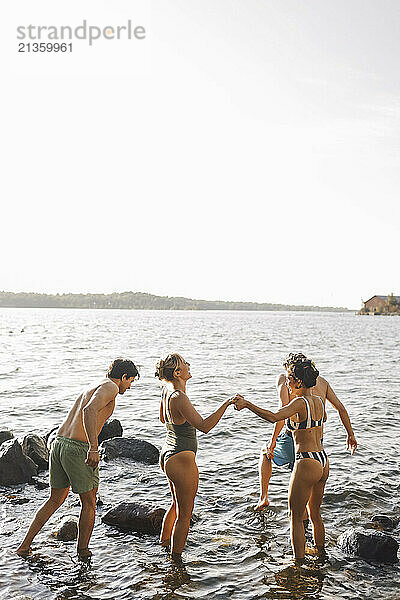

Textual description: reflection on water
[1,309,400,600]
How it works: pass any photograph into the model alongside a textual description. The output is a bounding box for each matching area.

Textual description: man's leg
[16,487,69,555]
[255,450,272,510]
[77,487,97,556]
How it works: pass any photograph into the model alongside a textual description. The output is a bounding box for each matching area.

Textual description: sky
[2,0,399,309]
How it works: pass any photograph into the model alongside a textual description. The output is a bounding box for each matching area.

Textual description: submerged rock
[338,527,399,564]
[99,437,159,464]
[0,439,37,485]
[56,516,78,541]
[0,431,14,446]
[98,419,123,445]
[31,476,49,490]
[22,434,49,471]
[102,502,166,534]
[371,515,399,531]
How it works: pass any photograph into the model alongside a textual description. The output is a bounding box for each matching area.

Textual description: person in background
[17,358,139,559]
[256,352,357,511]
[156,353,240,561]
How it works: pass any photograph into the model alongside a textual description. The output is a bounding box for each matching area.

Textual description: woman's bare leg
[288,460,322,561]
[307,462,329,550]
[256,450,272,510]
[16,487,70,555]
[160,479,177,546]
[165,451,198,556]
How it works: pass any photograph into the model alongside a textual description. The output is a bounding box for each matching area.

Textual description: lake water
[0,308,399,600]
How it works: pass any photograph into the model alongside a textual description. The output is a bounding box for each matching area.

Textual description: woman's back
[289,395,325,453]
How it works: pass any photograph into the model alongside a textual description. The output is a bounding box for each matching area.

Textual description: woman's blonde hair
[155,353,184,381]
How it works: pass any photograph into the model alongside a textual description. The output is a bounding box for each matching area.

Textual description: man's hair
[107,358,140,380]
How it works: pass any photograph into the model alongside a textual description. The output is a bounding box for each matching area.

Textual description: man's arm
[83,381,118,466]
[324,379,357,454]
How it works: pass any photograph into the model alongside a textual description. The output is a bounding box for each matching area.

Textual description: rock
[338,527,399,564]
[99,437,159,464]
[0,439,37,485]
[371,515,399,531]
[0,431,14,446]
[102,502,166,534]
[22,434,49,471]
[98,419,123,445]
[31,476,49,490]
[56,516,78,541]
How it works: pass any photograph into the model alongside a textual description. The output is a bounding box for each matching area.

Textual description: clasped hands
[228,393,247,411]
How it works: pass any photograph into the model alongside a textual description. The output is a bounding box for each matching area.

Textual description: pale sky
[2,0,399,309]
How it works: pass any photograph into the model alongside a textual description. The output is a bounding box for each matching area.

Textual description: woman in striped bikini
[235,357,337,563]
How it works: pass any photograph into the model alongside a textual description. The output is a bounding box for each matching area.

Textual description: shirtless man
[256,352,357,511]
[17,357,139,558]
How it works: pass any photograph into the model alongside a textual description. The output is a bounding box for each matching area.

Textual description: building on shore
[360,294,400,315]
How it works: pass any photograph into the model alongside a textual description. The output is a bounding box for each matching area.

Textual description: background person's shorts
[270,430,295,469]
[49,435,99,494]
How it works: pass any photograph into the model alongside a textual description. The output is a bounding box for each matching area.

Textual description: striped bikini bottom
[295,449,328,468]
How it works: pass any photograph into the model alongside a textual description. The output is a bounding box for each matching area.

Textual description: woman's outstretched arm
[174,391,239,433]
[235,396,304,423]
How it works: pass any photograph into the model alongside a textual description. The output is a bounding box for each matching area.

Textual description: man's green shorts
[49,436,99,494]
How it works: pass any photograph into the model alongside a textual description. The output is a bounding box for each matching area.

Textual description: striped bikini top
[286,395,325,431]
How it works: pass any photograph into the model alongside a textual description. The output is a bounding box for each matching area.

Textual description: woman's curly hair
[155,353,184,382]
[284,353,319,388]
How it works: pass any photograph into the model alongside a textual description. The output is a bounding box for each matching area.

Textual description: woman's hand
[347,434,357,454]
[234,396,247,411]
[227,393,244,406]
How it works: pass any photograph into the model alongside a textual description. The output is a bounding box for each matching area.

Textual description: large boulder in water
[102,502,166,534]
[22,434,49,471]
[338,527,399,564]
[0,439,38,485]
[0,431,14,446]
[98,419,123,445]
[99,437,159,464]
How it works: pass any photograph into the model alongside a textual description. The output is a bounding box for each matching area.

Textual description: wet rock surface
[0,430,14,446]
[22,434,49,471]
[102,502,166,534]
[371,514,399,531]
[100,437,159,464]
[0,439,37,485]
[56,516,78,541]
[98,419,123,445]
[338,527,399,564]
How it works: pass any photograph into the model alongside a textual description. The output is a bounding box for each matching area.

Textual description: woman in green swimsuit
[156,353,239,559]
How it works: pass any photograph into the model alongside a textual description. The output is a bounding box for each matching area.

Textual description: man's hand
[85,449,100,468]
[347,434,357,455]
[263,440,276,459]
[234,397,247,411]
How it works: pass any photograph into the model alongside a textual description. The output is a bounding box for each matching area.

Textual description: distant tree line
[0,291,349,312]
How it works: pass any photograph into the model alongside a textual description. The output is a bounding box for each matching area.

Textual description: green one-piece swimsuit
[160,390,197,469]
